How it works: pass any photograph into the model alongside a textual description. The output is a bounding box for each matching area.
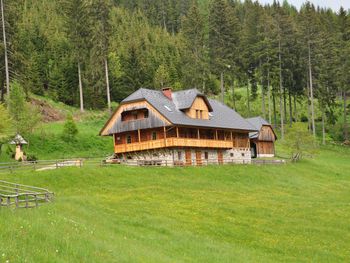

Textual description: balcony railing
[114,137,248,153]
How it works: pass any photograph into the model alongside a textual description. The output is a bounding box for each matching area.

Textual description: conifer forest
[0,0,349,142]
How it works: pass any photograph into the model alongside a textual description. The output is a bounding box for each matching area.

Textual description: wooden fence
[0,180,54,208]
[0,156,288,174]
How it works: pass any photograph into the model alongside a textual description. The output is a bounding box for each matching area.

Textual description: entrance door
[250,142,257,158]
[185,150,192,166]
[196,151,202,166]
[218,150,223,164]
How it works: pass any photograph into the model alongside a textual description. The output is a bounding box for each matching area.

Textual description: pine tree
[209,0,240,102]
[90,0,113,112]
[63,0,91,112]
[181,1,206,90]
[298,2,321,138]
[338,7,350,141]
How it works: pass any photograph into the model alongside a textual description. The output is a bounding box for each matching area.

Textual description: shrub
[300,115,308,122]
[27,154,38,162]
[283,122,319,161]
[61,114,79,142]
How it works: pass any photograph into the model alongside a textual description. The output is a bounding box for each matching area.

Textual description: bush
[61,114,79,142]
[27,154,38,162]
[300,115,308,122]
[283,122,319,161]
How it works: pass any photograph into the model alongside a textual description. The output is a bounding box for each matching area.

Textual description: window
[178,151,182,160]
[144,110,149,118]
[152,132,157,140]
[241,153,245,157]
[204,152,209,160]
[230,153,234,157]
[126,135,132,144]
[196,110,199,119]
[132,111,138,120]
[200,110,203,119]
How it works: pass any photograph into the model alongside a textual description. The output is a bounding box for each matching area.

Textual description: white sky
[257,0,350,12]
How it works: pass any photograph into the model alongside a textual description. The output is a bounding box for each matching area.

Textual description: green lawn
[0,146,349,262]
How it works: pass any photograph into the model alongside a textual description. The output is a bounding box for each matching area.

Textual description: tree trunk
[293,94,297,122]
[322,108,326,145]
[283,86,287,125]
[78,62,84,113]
[231,78,236,109]
[306,72,311,132]
[202,77,206,94]
[279,39,284,140]
[261,84,266,119]
[267,70,272,124]
[247,80,250,116]
[105,58,111,113]
[1,0,10,102]
[308,41,316,138]
[344,90,348,141]
[288,90,293,126]
[220,72,224,104]
[273,91,277,129]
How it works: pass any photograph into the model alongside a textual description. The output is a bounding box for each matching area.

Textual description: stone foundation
[117,147,251,166]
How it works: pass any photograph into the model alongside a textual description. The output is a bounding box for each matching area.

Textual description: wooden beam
[138,129,141,142]
[163,126,167,146]
[197,129,200,139]
[215,130,218,140]
[176,127,179,138]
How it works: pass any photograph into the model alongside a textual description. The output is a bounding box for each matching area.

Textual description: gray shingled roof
[246,117,271,139]
[118,88,256,132]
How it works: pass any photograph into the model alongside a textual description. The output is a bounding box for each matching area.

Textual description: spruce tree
[63,0,91,112]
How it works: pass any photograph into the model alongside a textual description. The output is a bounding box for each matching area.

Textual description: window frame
[151,131,157,140]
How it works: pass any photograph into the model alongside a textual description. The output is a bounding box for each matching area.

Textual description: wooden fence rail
[0,156,288,173]
[0,180,54,208]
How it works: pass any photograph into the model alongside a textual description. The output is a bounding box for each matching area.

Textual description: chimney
[162,87,172,100]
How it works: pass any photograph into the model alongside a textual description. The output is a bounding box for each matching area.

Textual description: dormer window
[121,109,149,122]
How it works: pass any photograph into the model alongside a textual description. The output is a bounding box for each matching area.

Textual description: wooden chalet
[246,117,277,158]
[100,88,257,165]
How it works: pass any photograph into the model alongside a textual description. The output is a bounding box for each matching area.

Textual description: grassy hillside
[0,146,349,262]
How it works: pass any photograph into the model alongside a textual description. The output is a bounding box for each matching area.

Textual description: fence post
[25,194,29,208]
[15,196,18,208]
[35,195,38,207]
[55,161,58,169]
[79,159,82,168]
[7,196,10,207]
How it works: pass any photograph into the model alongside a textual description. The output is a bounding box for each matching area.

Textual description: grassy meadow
[0,145,349,262]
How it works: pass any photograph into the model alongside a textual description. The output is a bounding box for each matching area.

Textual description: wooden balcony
[114,138,235,154]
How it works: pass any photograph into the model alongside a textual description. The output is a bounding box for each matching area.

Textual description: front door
[196,151,202,166]
[185,149,192,166]
[218,150,223,164]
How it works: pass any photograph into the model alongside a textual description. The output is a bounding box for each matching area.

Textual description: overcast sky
[257,0,350,12]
